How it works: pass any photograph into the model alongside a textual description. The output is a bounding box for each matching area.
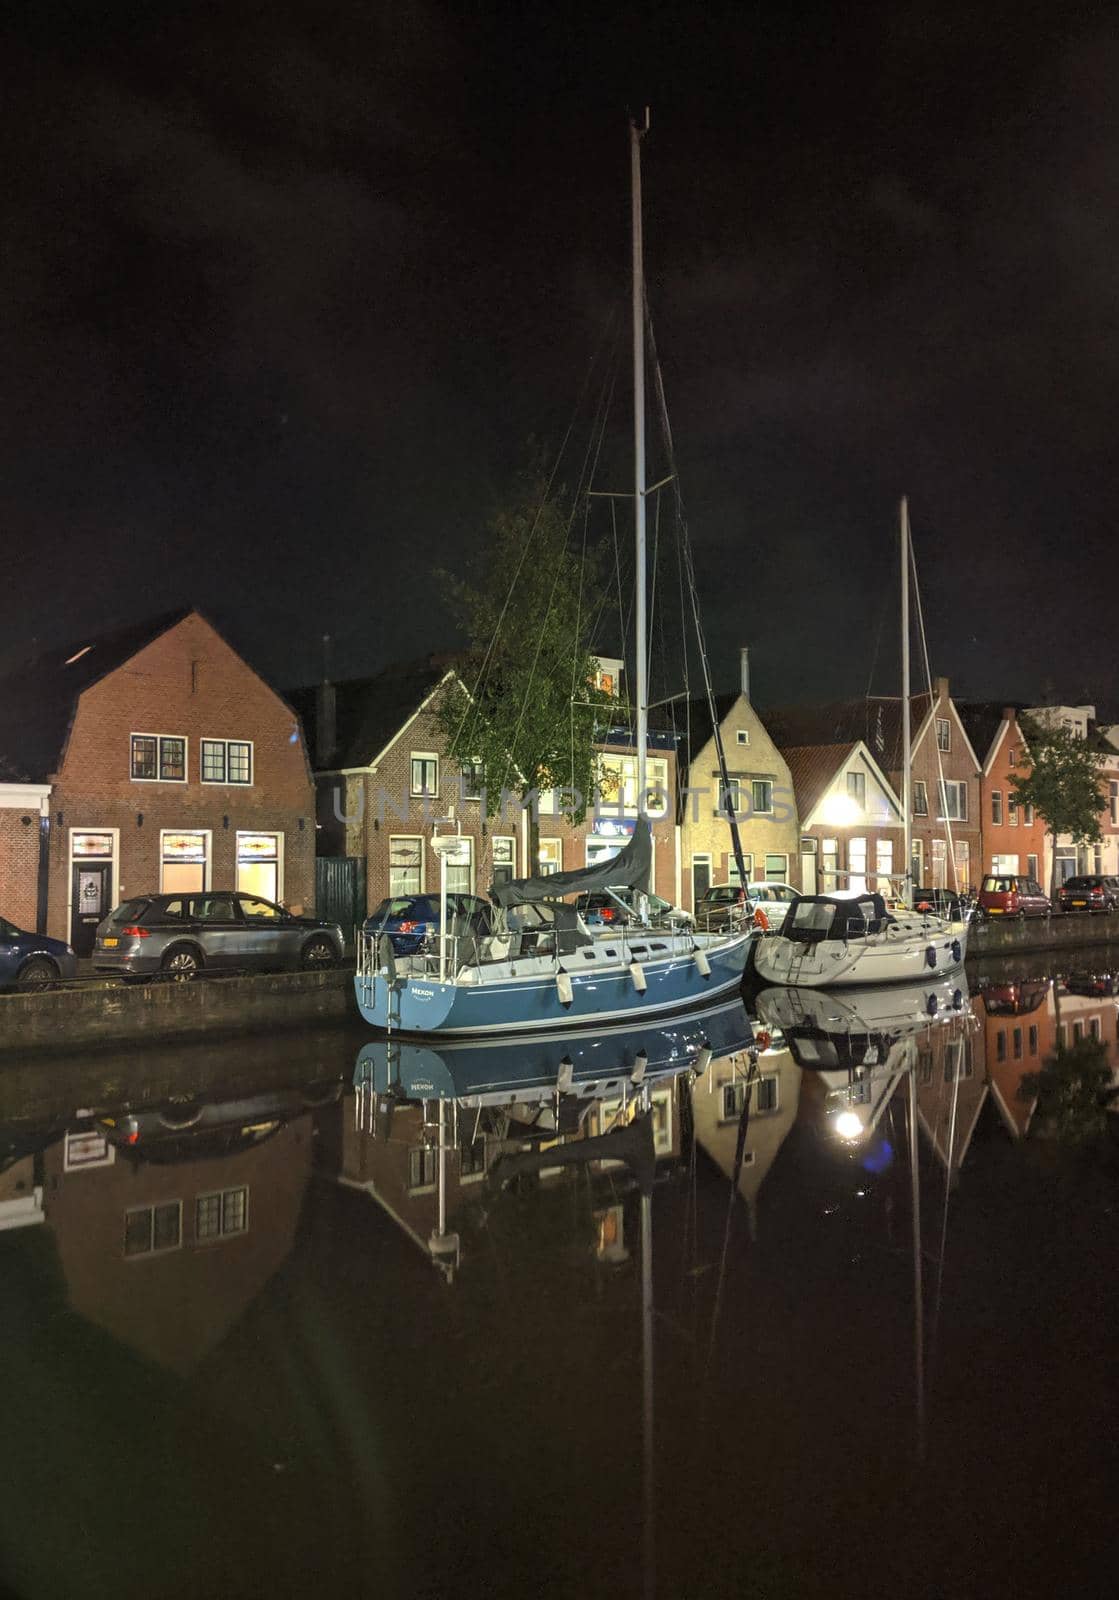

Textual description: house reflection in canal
[690,1039,801,1236]
[40,1114,314,1373]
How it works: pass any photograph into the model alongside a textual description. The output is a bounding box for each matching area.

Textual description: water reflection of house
[691,1045,801,1235]
[976,980,1051,1138]
[914,1010,987,1171]
[42,1118,313,1373]
[0,1153,44,1230]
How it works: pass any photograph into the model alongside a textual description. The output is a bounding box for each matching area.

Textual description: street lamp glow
[834,1110,865,1140]
[821,792,859,827]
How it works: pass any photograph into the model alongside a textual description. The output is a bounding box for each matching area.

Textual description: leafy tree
[1009,717,1107,899]
[435,477,617,879]
[1018,1035,1112,1143]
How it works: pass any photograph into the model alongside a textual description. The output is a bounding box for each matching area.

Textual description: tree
[434,477,617,879]
[1009,717,1107,899]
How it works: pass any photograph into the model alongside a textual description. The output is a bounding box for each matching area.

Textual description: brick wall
[0,809,42,929]
[46,612,315,942]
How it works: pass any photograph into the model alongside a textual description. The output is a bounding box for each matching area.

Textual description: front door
[71,861,112,956]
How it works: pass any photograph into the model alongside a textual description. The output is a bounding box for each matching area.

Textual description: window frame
[912,780,928,817]
[937,780,968,822]
[458,758,485,801]
[491,835,516,887]
[123,1199,183,1258]
[195,1185,250,1243]
[200,737,254,786]
[389,834,425,896]
[991,790,1003,826]
[410,752,440,798]
[537,838,563,875]
[935,717,951,752]
[750,778,774,815]
[130,732,188,784]
[408,1144,438,1192]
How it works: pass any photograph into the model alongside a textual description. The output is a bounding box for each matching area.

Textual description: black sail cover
[490,816,653,908]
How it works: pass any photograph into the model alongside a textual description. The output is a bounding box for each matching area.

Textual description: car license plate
[1072,900,1086,907]
[102,936,119,947]
[989,907,1003,914]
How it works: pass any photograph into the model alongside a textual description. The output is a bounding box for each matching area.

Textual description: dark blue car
[0,915,78,990]
[363,893,492,955]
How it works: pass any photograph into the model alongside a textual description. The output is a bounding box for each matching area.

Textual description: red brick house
[0,780,50,931]
[956,704,1047,885]
[296,655,680,917]
[767,677,982,892]
[0,610,315,953]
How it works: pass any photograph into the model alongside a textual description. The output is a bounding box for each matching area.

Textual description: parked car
[1056,875,1119,915]
[93,892,345,978]
[575,886,694,929]
[696,881,798,932]
[96,1079,345,1164]
[910,886,975,919]
[976,875,1050,920]
[364,892,492,955]
[0,915,77,990]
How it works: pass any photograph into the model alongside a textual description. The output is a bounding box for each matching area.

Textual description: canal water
[2,949,1117,1600]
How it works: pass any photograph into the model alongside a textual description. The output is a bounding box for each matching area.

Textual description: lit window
[538,839,563,875]
[1007,794,1018,827]
[200,739,253,785]
[201,739,226,783]
[131,735,157,780]
[389,836,423,895]
[196,1186,248,1241]
[846,771,866,808]
[937,781,968,822]
[227,741,251,784]
[159,737,185,782]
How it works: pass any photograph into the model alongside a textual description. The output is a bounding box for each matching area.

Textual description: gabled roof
[288,655,460,770]
[0,609,191,782]
[780,742,860,821]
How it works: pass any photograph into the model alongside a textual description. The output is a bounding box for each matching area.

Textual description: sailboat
[753,499,970,988]
[354,118,752,1035]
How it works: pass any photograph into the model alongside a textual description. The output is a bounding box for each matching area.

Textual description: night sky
[4,2,1116,707]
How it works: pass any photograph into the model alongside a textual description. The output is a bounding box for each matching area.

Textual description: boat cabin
[780,892,894,944]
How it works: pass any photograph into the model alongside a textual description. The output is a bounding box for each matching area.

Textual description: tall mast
[631,112,649,838]
[901,496,912,899]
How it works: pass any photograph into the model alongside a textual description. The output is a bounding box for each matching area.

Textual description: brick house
[0,610,315,953]
[677,649,800,910]
[1021,704,1119,887]
[956,704,1047,886]
[297,654,681,916]
[779,740,905,895]
[0,780,50,931]
[767,676,982,892]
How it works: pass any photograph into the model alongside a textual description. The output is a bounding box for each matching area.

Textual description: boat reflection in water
[350,998,753,1280]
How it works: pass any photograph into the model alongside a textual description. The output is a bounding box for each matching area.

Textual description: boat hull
[355,935,750,1035]
[752,918,968,989]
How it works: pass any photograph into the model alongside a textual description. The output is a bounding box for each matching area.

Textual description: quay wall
[0,967,356,1058]
[968,916,1119,961]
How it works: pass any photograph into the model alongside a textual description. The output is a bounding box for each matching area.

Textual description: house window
[408,1145,438,1190]
[1027,853,1039,881]
[937,781,968,821]
[1007,795,1018,827]
[751,779,773,814]
[848,837,867,893]
[875,838,893,892]
[201,739,253,785]
[996,1030,1006,1062]
[764,854,788,882]
[161,830,209,893]
[954,839,971,892]
[846,771,866,809]
[1008,747,1016,767]
[913,780,928,817]
[389,836,424,895]
[755,1076,778,1113]
[236,832,281,901]
[538,839,562,875]
[918,1050,933,1085]
[692,854,712,903]
[719,778,742,815]
[196,1186,249,1241]
[460,1137,487,1178]
[936,718,951,752]
[410,754,439,797]
[492,837,516,887]
[1073,1021,1084,1045]
[597,754,669,816]
[721,1076,777,1119]
[1024,803,1034,825]
[459,759,485,801]
[991,790,1003,826]
[131,733,186,782]
[736,729,749,746]
[1028,1024,1038,1055]
[1013,1027,1022,1060]
[1111,782,1119,826]
[944,1041,973,1082]
[726,853,753,887]
[931,837,947,889]
[445,836,474,894]
[124,1201,181,1257]
[1089,1017,1101,1042]
[821,838,839,892]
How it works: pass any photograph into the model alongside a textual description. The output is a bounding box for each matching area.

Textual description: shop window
[124,1201,181,1257]
[131,733,186,782]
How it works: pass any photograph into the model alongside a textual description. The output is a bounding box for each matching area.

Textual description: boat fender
[556,971,574,1007]
[629,961,648,994]
[631,1049,648,1084]
[951,939,962,964]
[557,1055,574,1092]
[926,993,939,1016]
[693,948,711,978]
[925,945,937,968]
[753,907,769,931]
[952,988,963,1009]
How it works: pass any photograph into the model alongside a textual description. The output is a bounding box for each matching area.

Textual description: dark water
[2,950,1117,1600]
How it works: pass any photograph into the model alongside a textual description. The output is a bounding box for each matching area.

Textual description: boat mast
[901,496,912,901]
[631,112,649,875]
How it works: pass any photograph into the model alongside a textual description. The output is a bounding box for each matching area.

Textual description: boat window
[789,902,833,934]
[651,942,666,950]
[606,948,617,957]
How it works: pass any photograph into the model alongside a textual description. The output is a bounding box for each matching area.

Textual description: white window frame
[736,729,749,746]
[159,828,213,893]
[458,758,485,801]
[124,1200,183,1258]
[912,780,928,817]
[538,838,563,875]
[991,789,1003,826]
[410,752,440,798]
[763,854,788,882]
[235,831,284,901]
[848,837,868,892]
[389,835,425,895]
[875,838,893,891]
[200,737,254,786]
[195,1185,249,1243]
[937,780,968,822]
[445,835,474,895]
[491,835,516,887]
[130,732,188,784]
[936,717,951,752]
[751,778,774,815]
[691,852,712,903]
[408,1144,438,1193]
[1007,794,1018,827]
[67,826,121,934]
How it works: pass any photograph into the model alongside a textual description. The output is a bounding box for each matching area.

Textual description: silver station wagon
[93,892,345,979]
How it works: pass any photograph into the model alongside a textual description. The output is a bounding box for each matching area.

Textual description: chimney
[315,633,336,769]
[935,675,949,703]
[1002,705,1015,724]
[739,646,751,701]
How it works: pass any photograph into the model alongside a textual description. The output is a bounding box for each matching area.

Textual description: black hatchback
[93,892,345,978]
[1056,876,1119,914]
